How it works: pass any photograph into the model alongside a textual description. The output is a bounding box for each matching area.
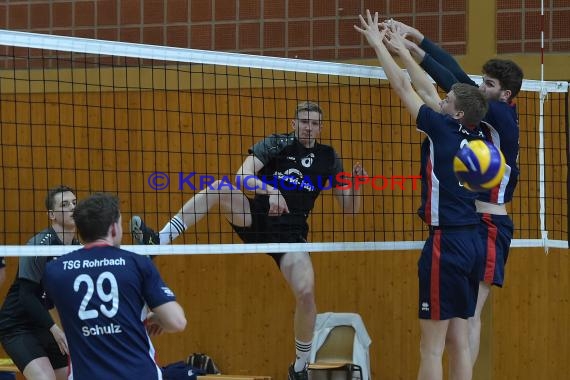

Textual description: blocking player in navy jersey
[388,19,524,367]
[0,185,79,380]
[356,11,488,380]
[44,193,186,380]
[130,101,366,379]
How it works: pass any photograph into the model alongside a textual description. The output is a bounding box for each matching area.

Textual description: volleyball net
[0,30,567,256]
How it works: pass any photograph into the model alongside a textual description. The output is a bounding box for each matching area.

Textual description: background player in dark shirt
[388,18,524,368]
[130,101,366,379]
[0,185,78,380]
[0,257,5,287]
[44,193,186,380]
[356,11,488,380]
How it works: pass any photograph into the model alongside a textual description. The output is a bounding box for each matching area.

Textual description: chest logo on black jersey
[301,153,315,168]
[283,168,303,178]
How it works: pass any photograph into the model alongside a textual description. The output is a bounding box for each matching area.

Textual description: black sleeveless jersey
[249,133,344,223]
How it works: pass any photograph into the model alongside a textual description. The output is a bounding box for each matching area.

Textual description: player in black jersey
[357,12,488,380]
[0,257,5,287]
[131,101,366,379]
[0,185,79,380]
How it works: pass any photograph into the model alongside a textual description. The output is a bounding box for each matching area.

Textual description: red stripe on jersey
[425,157,433,224]
[486,186,501,203]
[482,213,498,284]
[430,231,441,320]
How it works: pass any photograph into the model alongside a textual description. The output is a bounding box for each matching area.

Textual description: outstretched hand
[383,28,410,56]
[384,19,423,43]
[352,162,368,177]
[354,10,388,49]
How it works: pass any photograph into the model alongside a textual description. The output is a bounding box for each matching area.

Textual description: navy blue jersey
[479,102,519,203]
[249,133,344,223]
[416,105,485,226]
[419,38,520,204]
[44,244,176,380]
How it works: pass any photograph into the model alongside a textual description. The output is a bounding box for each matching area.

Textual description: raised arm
[355,10,424,119]
[333,162,367,213]
[384,30,441,111]
[390,19,476,90]
[418,38,475,87]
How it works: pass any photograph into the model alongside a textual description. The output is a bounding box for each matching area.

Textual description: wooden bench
[0,359,17,380]
[0,358,272,380]
[0,358,17,373]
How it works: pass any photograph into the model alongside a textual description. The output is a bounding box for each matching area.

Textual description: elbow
[163,314,186,333]
[153,303,187,333]
[170,316,187,333]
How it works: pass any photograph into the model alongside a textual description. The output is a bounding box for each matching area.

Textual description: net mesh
[0,30,568,256]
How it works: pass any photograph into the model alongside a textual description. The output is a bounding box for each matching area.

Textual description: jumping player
[356,11,487,380]
[389,18,523,366]
[130,101,366,379]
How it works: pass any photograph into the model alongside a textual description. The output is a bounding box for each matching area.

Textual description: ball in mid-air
[453,140,506,192]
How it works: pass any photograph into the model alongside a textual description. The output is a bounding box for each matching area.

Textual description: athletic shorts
[478,213,514,287]
[231,196,308,267]
[1,329,68,372]
[418,225,483,320]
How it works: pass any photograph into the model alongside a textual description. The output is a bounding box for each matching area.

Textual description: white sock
[294,339,312,372]
[158,216,186,244]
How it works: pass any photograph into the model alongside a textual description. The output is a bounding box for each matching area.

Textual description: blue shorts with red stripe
[478,213,514,287]
[418,225,483,320]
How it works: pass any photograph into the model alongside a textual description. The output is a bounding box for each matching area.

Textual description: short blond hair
[295,101,323,120]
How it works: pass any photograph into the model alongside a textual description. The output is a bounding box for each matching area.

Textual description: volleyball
[453,140,506,192]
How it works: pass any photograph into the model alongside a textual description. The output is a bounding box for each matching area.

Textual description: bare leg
[54,366,69,380]
[417,319,449,380]
[280,252,316,370]
[174,180,252,228]
[23,357,57,380]
[468,282,491,366]
[446,318,473,380]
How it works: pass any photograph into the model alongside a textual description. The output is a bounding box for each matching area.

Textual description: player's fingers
[366,9,373,24]
[358,14,366,28]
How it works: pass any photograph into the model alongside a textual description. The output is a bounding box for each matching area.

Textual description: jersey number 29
[73,271,119,320]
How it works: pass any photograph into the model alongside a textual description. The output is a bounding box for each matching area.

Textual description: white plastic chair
[308,312,372,380]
